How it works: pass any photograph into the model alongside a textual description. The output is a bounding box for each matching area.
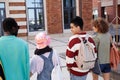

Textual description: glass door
[26,0,44,32]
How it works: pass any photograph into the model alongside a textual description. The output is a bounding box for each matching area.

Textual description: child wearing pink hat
[30,32,60,80]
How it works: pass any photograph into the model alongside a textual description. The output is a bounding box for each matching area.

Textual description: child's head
[92,18,109,33]
[70,16,84,34]
[2,17,19,36]
[35,32,51,49]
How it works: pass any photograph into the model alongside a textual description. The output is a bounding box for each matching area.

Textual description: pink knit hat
[35,32,51,49]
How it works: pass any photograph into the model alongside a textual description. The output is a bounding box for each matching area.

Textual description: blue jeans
[70,73,87,80]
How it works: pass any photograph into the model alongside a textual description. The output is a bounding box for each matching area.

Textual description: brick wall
[97,0,120,24]
[102,0,120,24]
[106,6,114,23]
[46,0,63,34]
[93,0,98,8]
[6,0,93,35]
[46,0,93,33]
[8,0,27,37]
[81,0,93,31]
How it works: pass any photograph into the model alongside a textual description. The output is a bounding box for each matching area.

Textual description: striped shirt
[66,32,97,76]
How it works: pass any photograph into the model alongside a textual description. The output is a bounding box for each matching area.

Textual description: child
[92,18,111,80]
[30,32,60,80]
[66,16,96,80]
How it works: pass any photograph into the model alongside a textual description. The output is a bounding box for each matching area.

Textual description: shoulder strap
[85,34,91,40]
[40,50,53,60]
[48,50,53,59]
[77,34,89,44]
[40,54,46,60]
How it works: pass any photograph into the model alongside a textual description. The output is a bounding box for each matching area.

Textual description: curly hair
[92,18,109,33]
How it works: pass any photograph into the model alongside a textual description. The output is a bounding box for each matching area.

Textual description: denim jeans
[70,73,87,80]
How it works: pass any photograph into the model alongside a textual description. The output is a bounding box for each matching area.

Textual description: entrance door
[0,3,5,36]
[26,0,44,32]
[63,0,76,29]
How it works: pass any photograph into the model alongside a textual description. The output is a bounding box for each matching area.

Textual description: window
[93,9,98,19]
[63,0,76,29]
[26,0,44,32]
[0,2,5,36]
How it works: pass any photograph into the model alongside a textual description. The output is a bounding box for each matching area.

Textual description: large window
[63,0,76,29]
[26,0,44,32]
[0,2,5,36]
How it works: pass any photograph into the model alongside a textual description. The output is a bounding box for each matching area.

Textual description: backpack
[75,34,97,70]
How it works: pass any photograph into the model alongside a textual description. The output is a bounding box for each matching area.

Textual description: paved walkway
[24,32,104,80]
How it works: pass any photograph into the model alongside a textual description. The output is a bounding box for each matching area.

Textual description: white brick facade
[0,0,27,36]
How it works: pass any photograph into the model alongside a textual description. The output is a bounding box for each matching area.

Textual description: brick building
[0,0,93,36]
[92,0,98,19]
[93,0,120,24]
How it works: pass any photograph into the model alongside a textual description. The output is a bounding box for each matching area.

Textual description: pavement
[22,32,104,80]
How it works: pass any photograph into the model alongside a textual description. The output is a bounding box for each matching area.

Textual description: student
[92,18,111,80]
[0,17,30,80]
[66,16,96,80]
[30,32,60,80]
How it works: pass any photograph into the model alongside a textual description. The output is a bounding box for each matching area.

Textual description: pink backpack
[76,34,97,70]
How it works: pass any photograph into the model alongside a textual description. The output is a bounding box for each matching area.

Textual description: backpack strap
[84,34,91,42]
[75,34,88,44]
[0,61,5,80]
